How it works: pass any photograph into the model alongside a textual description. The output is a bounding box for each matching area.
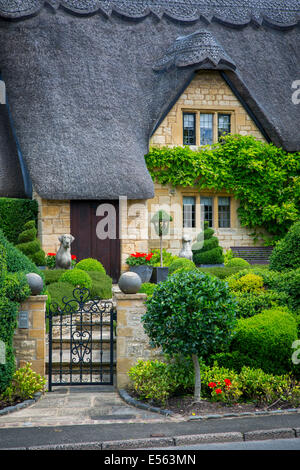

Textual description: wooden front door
[70,200,120,283]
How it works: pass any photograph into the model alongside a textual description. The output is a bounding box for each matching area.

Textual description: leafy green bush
[15,220,46,267]
[233,290,289,318]
[138,283,157,298]
[1,362,46,403]
[46,281,76,312]
[193,247,224,265]
[227,273,264,293]
[226,258,250,268]
[0,230,45,282]
[44,269,68,285]
[197,266,245,279]
[209,351,258,373]
[4,272,31,303]
[59,269,92,289]
[142,270,237,400]
[269,221,300,271]
[231,308,298,375]
[75,258,106,274]
[87,271,112,299]
[268,268,300,310]
[168,257,196,275]
[0,296,19,393]
[0,198,38,245]
[149,249,177,267]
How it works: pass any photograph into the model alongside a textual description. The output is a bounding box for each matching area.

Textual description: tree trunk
[192,354,201,401]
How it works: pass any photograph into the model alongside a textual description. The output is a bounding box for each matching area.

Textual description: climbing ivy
[145,135,300,242]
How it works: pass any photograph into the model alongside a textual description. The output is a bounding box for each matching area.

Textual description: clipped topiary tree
[142,270,237,401]
[269,220,300,271]
[15,220,46,267]
[75,258,106,274]
[192,222,224,266]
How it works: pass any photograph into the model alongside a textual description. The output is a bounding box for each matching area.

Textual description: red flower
[224,379,231,386]
[208,382,217,388]
[215,389,223,394]
[71,255,77,260]
[47,253,56,256]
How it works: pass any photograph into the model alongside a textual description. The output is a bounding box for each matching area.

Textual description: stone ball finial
[26,273,44,295]
[118,271,141,294]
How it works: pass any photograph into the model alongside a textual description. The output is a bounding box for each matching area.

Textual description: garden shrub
[0,296,19,393]
[233,290,289,318]
[75,258,106,274]
[4,272,31,303]
[0,198,38,245]
[138,282,157,298]
[1,362,46,403]
[269,221,300,271]
[231,308,298,375]
[59,269,92,290]
[44,269,68,285]
[150,249,177,267]
[209,351,258,373]
[87,271,112,299]
[15,220,46,266]
[168,257,196,275]
[227,273,264,293]
[142,270,237,400]
[0,229,44,280]
[46,281,77,312]
[197,266,246,279]
[226,258,250,268]
[192,223,224,265]
[268,268,300,310]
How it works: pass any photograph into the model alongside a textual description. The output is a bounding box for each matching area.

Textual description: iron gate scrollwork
[47,287,116,391]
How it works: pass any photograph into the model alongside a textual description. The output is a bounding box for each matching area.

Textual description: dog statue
[179,233,193,261]
[56,234,75,269]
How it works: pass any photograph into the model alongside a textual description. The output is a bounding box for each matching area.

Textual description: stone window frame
[181,191,237,230]
[180,108,236,147]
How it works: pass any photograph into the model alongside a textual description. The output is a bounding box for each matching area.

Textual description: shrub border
[119,389,300,420]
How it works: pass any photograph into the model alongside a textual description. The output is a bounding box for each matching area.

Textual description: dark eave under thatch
[0,1,299,200]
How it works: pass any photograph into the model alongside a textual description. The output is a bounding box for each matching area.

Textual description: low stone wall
[13,295,47,377]
[114,292,163,389]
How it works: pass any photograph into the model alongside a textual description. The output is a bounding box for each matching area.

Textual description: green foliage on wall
[145,135,300,240]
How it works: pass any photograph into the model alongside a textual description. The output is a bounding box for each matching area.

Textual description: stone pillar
[13,295,47,377]
[114,292,163,389]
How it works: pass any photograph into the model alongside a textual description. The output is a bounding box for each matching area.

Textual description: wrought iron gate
[47,287,116,391]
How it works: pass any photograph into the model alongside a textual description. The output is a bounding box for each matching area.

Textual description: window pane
[183,196,196,228]
[218,197,231,228]
[200,196,213,228]
[183,113,196,145]
[200,114,213,146]
[218,114,231,141]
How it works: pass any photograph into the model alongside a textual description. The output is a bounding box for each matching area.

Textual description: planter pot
[129,265,153,284]
[150,267,169,284]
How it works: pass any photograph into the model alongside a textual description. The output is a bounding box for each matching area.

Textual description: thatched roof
[0,1,299,200]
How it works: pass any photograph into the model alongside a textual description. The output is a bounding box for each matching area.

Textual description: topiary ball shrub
[192,223,224,266]
[269,221,300,271]
[227,273,264,293]
[231,307,298,375]
[168,257,196,275]
[226,258,250,268]
[75,258,106,274]
[59,269,92,290]
[142,270,237,400]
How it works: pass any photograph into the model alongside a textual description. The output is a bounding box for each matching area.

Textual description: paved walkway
[0,385,180,429]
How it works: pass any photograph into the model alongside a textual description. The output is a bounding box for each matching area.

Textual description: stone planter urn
[129,265,153,284]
